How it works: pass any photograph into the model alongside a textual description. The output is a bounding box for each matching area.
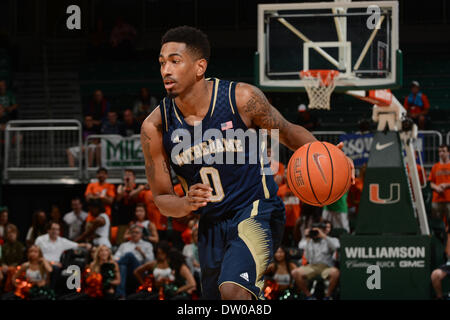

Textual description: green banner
[101,136,144,168]
[340,235,431,300]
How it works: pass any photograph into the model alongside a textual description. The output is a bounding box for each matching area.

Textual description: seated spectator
[122,109,140,137]
[35,222,91,274]
[291,221,340,300]
[85,167,115,219]
[0,79,18,120]
[84,89,111,126]
[133,88,158,124]
[101,110,124,135]
[75,199,111,248]
[123,203,159,244]
[263,246,298,300]
[0,207,11,244]
[134,241,196,300]
[0,224,25,293]
[26,210,48,247]
[322,193,350,233]
[115,169,144,245]
[296,104,319,131]
[63,197,88,241]
[84,245,120,299]
[403,81,430,130]
[114,224,154,299]
[35,222,91,294]
[11,245,53,299]
[67,115,101,167]
[110,17,137,60]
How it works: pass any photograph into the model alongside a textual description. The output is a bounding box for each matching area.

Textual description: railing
[3,120,82,183]
[447,131,450,146]
[417,130,443,169]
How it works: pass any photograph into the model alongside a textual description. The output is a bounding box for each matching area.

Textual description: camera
[308,222,326,239]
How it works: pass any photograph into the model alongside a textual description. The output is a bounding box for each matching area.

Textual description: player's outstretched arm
[235,83,355,183]
[235,82,317,151]
[141,109,212,218]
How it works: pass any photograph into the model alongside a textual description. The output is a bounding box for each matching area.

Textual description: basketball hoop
[300,70,340,110]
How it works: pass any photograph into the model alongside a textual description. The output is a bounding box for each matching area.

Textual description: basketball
[286,141,352,207]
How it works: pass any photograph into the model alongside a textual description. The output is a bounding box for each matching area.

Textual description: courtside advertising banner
[100,135,144,168]
[340,133,425,167]
[340,133,373,166]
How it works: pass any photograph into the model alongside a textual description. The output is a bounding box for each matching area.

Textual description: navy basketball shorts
[198,196,286,300]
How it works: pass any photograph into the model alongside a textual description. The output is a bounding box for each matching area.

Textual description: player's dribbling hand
[185,183,213,211]
[336,142,355,185]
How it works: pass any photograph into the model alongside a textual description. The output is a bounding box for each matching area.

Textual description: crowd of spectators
[0,167,199,300]
[0,158,352,300]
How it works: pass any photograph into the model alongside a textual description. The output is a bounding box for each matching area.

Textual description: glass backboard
[256,1,401,92]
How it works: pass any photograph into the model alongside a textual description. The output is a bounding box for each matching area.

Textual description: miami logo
[369,183,400,204]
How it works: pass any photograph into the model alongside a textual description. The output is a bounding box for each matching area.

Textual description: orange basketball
[286,141,352,207]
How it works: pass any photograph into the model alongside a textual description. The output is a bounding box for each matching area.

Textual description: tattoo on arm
[141,130,155,182]
[243,87,289,131]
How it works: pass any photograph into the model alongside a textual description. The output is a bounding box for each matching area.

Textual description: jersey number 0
[199,167,225,202]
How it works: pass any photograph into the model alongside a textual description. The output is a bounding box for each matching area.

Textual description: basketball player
[141,26,354,300]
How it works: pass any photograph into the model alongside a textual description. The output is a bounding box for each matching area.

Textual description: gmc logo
[369,183,400,204]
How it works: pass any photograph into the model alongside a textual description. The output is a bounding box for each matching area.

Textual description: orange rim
[300,70,340,86]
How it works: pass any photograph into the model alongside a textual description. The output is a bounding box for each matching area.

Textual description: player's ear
[196,59,208,77]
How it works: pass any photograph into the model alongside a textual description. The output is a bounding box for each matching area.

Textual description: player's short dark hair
[161,26,211,62]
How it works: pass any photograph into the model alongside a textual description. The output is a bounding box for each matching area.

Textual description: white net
[300,70,339,110]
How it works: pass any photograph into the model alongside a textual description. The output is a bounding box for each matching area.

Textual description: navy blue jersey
[159,78,279,219]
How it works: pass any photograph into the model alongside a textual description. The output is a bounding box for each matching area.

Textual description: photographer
[291,221,340,300]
